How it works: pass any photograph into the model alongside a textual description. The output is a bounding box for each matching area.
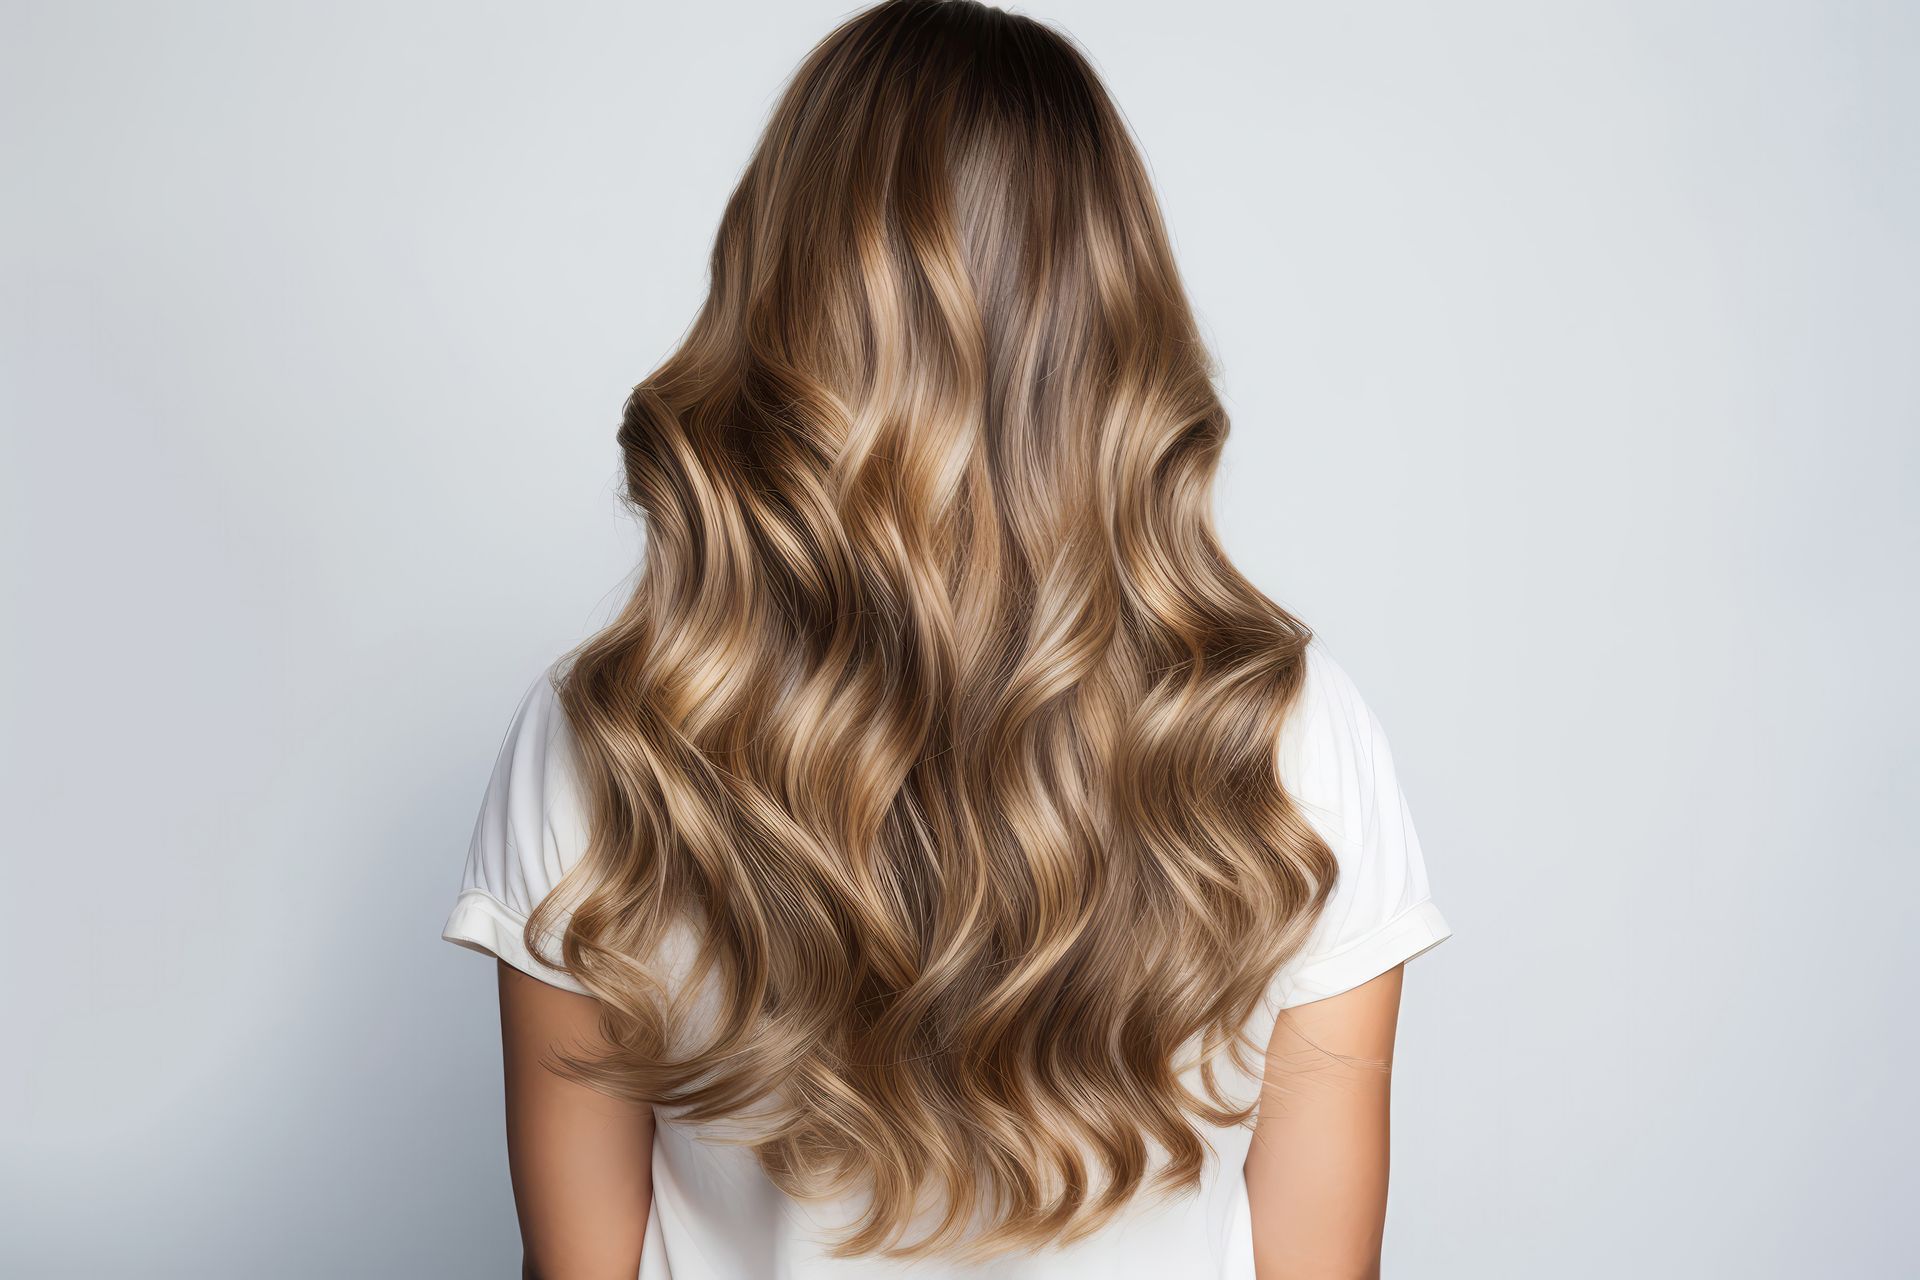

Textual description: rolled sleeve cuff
[1272,899,1452,1010]
[441,888,592,995]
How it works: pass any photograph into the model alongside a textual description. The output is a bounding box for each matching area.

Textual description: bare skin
[1244,965,1406,1280]
[496,960,1405,1279]
[498,962,653,1280]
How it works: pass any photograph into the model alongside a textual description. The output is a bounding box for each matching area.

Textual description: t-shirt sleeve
[440,665,595,995]
[1265,642,1453,1009]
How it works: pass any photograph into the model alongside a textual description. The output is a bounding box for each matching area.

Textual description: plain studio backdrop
[3,1,1914,1275]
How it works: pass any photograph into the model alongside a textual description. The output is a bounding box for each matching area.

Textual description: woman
[443,2,1450,1275]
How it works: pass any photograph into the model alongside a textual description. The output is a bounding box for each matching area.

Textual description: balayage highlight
[526,0,1338,1259]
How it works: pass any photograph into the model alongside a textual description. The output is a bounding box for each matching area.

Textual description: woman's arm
[1243,964,1406,1280]
[497,961,655,1280]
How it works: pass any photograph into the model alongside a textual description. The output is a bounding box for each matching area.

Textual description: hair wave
[527,0,1338,1259]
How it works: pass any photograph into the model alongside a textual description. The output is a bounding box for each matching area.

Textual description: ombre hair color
[527,0,1338,1259]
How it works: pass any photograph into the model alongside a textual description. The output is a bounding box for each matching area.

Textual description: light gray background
[3,1,1914,1275]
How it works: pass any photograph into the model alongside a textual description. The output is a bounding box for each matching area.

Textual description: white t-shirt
[443,640,1451,1278]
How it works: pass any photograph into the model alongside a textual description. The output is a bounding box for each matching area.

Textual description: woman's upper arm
[1240,645,1452,1275]
[441,672,652,1274]
[1243,964,1405,1280]
[498,961,654,1280]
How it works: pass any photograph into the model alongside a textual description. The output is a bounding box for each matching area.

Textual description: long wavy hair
[528,0,1338,1260]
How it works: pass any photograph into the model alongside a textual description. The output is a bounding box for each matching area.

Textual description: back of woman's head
[533,0,1337,1259]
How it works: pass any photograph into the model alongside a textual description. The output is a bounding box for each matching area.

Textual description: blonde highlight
[526,0,1338,1259]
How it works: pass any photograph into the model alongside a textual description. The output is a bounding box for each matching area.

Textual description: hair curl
[528,0,1338,1259]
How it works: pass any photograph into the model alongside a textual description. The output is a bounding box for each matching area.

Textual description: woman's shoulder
[1279,638,1385,784]
[441,657,594,993]
[478,659,588,851]
[1270,635,1452,1009]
